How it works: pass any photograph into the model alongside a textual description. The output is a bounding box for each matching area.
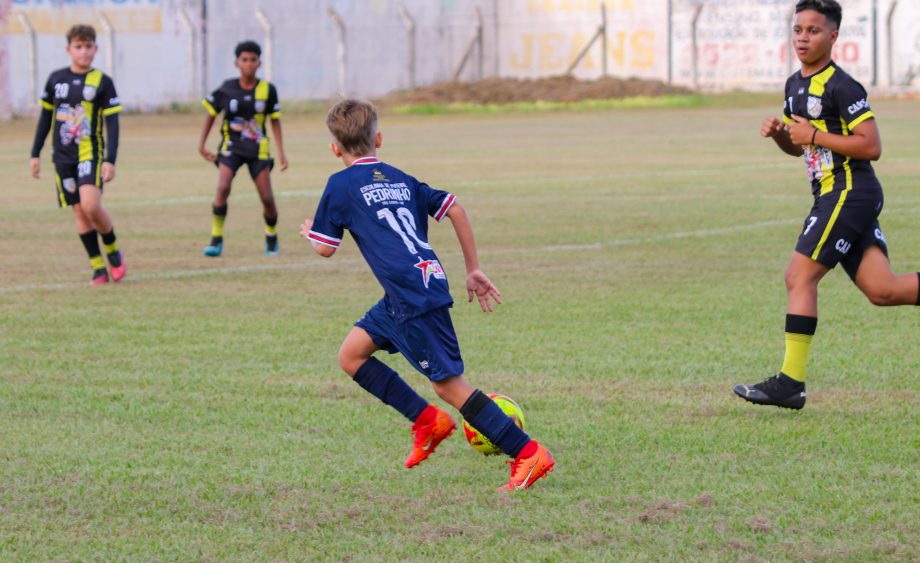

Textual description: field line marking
[2,205,918,294]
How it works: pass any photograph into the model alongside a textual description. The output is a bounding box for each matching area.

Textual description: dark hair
[326,99,378,156]
[795,0,842,29]
[234,40,261,58]
[66,24,96,44]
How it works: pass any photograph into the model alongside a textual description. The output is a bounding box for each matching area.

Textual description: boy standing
[301,100,555,490]
[733,0,919,409]
[29,24,125,285]
[198,40,287,257]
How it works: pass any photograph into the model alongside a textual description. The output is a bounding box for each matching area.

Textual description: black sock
[78,230,105,272]
[100,229,121,266]
[264,215,278,250]
[460,389,531,458]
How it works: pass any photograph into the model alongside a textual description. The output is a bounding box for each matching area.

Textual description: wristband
[810,128,818,145]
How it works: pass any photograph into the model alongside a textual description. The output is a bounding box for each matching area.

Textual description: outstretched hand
[466,269,502,312]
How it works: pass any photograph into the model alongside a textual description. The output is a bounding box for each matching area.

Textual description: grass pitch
[0,99,918,560]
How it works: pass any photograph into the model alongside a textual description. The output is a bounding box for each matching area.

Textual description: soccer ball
[462,393,526,455]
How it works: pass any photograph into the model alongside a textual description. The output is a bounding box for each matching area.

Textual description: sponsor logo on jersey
[415,258,446,288]
[835,238,852,254]
[360,182,410,205]
[848,99,869,115]
[55,104,90,146]
[372,169,390,182]
[229,117,263,142]
[807,96,822,118]
[874,228,886,244]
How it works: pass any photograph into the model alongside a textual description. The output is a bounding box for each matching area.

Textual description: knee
[862,283,897,306]
[337,345,362,377]
[785,265,818,293]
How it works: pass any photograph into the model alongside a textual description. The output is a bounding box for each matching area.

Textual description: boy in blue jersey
[301,100,555,490]
[29,24,125,285]
[198,40,287,257]
[733,0,919,410]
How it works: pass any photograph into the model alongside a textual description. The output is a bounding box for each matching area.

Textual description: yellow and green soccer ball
[462,393,526,455]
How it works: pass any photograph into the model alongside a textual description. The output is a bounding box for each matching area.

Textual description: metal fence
[1,0,918,119]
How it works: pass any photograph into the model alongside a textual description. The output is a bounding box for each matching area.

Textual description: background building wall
[1,0,918,117]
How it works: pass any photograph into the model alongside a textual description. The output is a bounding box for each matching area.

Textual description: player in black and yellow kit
[733,0,919,409]
[30,24,125,285]
[198,40,288,257]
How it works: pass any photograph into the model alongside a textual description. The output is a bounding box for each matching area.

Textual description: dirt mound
[379,75,693,106]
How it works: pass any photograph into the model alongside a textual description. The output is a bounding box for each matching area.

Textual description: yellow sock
[211,214,226,238]
[265,223,277,236]
[103,241,119,255]
[781,332,813,382]
[89,255,106,270]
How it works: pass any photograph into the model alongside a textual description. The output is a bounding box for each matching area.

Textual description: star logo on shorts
[414,258,446,288]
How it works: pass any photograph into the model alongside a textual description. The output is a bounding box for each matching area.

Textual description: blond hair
[326,99,378,156]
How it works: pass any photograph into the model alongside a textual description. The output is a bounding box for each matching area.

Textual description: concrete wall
[1,0,918,117]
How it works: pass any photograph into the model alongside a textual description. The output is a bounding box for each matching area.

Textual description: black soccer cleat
[732,373,806,410]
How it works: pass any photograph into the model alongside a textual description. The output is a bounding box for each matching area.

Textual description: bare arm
[271,118,288,171]
[445,202,501,312]
[788,114,881,161]
[299,218,336,257]
[761,116,803,157]
[198,114,217,162]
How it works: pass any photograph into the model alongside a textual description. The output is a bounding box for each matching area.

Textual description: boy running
[733,0,919,410]
[199,40,287,257]
[29,24,125,285]
[301,100,555,490]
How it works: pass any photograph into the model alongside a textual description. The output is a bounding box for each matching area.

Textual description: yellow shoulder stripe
[255,80,269,101]
[808,66,837,96]
[202,99,218,116]
[848,112,874,129]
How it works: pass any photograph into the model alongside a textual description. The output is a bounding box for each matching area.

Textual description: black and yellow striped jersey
[202,79,280,160]
[39,67,122,165]
[782,61,878,196]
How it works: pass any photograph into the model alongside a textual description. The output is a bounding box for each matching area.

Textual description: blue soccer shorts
[355,299,465,381]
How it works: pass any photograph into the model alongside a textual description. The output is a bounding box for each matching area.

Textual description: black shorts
[53,160,103,207]
[217,152,274,180]
[795,187,889,280]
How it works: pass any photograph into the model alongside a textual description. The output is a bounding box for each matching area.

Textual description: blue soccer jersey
[308,157,457,322]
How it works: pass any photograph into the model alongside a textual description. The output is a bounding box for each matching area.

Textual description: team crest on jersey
[62,178,77,194]
[807,96,822,118]
[414,258,446,288]
[254,100,265,113]
[229,99,239,113]
[82,85,97,101]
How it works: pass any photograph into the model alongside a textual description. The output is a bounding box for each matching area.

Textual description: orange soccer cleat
[404,405,456,468]
[501,440,555,491]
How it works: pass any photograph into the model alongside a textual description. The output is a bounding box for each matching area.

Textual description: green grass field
[0,99,918,560]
